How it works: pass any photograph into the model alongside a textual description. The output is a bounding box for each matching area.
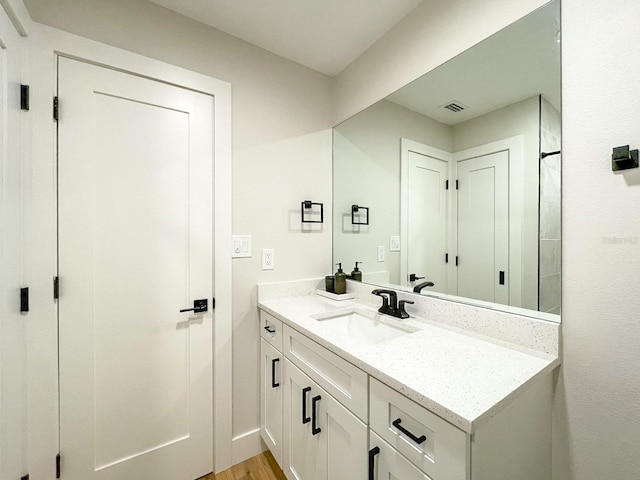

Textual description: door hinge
[20,287,29,313]
[456,179,459,190]
[445,253,449,263]
[446,180,449,190]
[53,96,59,121]
[56,453,61,478]
[53,276,59,300]
[212,297,215,309]
[21,85,30,111]
[456,256,459,266]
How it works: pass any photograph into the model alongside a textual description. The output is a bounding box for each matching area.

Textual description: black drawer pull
[312,395,322,435]
[264,325,276,334]
[302,387,311,424]
[392,418,426,445]
[271,358,280,388]
[368,446,380,480]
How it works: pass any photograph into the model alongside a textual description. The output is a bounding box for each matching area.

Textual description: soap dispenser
[334,263,347,294]
[350,261,363,281]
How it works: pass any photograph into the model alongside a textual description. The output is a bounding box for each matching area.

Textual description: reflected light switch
[390,236,400,251]
[377,245,385,262]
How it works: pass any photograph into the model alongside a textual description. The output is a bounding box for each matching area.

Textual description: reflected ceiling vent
[441,100,468,113]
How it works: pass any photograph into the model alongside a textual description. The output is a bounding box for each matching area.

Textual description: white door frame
[27,23,233,477]
[400,138,452,288]
[452,136,524,307]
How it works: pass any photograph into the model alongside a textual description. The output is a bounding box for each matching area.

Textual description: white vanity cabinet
[369,431,431,480]
[282,358,367,480]
[259,305,554,480]
[260,311,285,467]
[260,338,283,466]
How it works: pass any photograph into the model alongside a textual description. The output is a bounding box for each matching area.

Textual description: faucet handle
[397,300,414,319]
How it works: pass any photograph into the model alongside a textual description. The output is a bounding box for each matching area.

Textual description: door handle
[368,446,380,480]
[311,395,322,435]
[264,325,276,334]
[392,418,426,445]
[409,273,425,282]
[499,271,505,285]
[302,387,311,424]
[179,299,208,313]
[271,358,280,388]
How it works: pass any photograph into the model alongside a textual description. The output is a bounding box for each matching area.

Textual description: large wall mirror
[333,0,561,321]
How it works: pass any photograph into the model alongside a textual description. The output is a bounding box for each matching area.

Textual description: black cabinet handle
[392,418,426,445]
[368,446,380,480]
[302,387,311,424]
[312,395,322,435]
[271,358,279,388]
[499,270,505,285]
[264,325,276,334]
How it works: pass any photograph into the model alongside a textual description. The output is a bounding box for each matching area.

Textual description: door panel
[261,339,283,467]
[457,151,509,304]
[58,57,213,480]
[407,151,448,292]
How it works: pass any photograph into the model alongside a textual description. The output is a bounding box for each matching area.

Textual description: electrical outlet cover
[262,248,275,270]
[377,245,386,262]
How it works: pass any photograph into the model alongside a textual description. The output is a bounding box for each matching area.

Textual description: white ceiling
[148,0,424,76]
[386,1,561,125]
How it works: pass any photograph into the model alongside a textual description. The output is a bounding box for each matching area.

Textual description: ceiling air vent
[441,100,467,113]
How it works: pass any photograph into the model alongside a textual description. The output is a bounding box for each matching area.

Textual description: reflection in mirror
[333,0,561,321]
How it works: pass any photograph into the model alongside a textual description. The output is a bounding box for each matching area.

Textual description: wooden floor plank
[198,451,286,480]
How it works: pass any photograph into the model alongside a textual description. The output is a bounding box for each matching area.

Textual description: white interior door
[456,151,509,304]
[401,139,450,292]
[57,56,213,480]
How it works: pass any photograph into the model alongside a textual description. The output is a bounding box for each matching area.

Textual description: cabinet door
[369,431,431,480]
[283,359,367,480]
[261,339,283,467]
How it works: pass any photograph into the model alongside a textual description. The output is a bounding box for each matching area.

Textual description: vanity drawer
[370,378,469,480]
[282,324,368,422]
[260,310,283,352]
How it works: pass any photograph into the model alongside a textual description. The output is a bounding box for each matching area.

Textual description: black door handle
[302,387,311,424]
[392,418,426,445]
[368,446,380,480]
[312,395,322,435]
[179,298,208,313]
[264,325,276,334]
[271,358,280,388]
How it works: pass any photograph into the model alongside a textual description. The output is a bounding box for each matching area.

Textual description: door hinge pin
[56,453,61,478]
[456,256,459,266]
[445,179,449,190]
[53,276,59,300]
[445,253,449,263]
[53,96,59,121]
[456,179,459,189]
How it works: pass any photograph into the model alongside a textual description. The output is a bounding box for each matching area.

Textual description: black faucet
[413,281,435,293]
[371,289,414,319]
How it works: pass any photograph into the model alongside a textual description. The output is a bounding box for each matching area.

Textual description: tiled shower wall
[539,98,562,314]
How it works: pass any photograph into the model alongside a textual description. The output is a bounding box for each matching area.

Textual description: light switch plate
[377,245,386,262]
[232,235,252,258]
[390,236,400,251]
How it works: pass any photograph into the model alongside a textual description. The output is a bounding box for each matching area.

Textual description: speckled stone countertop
[258,294,560,434]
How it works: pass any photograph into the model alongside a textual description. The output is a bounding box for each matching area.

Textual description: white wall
[453,97,541,310]
[554,0,640,478]
[23,0,334,466]
[335,0,640,478]
[333,99,451,285]
[0,4,28,479]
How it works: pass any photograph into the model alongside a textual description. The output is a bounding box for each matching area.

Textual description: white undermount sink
[310,308,414,345]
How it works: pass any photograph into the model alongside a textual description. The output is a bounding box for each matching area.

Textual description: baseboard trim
[232,428,265,465]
